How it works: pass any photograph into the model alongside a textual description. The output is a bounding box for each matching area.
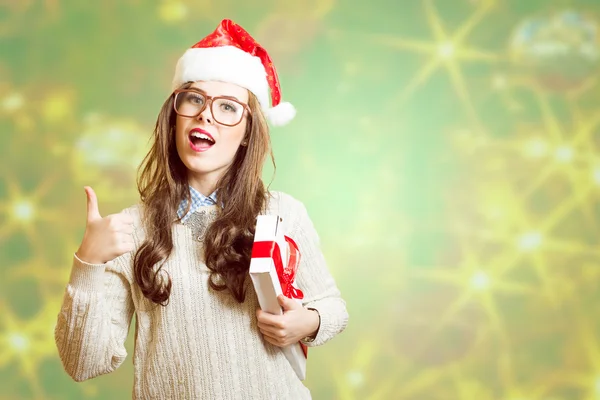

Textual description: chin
[183,159,215,174]
[183,157,227,176]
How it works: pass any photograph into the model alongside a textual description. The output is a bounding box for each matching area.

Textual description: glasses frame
[172,89,251,127]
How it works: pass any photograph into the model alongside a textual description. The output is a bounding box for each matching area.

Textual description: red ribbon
[251,236,304,300]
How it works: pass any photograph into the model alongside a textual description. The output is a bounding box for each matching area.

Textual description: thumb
[278,294,300,311]
[84,186,101,222]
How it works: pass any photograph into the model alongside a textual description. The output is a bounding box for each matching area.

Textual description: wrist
[75,248,104,265]
[303,307,320,342]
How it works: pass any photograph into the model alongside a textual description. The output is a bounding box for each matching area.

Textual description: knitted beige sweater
[55,192,348,399]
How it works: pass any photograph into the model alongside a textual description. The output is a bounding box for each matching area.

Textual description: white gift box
[250,214,307,381]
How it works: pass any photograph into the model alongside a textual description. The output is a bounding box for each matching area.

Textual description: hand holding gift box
[250,215,309,381]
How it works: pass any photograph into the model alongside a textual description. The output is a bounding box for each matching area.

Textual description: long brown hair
[134,83,273,305]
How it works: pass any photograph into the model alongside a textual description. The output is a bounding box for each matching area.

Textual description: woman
[55,19,348,399]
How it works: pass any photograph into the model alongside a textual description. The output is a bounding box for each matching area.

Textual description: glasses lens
[175,91,245,125]
[212,98,245,125]
[175,91,206,117]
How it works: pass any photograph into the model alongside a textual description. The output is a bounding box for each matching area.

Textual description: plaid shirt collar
[177,186,218,223]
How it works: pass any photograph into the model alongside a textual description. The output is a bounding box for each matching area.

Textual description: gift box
[250,214,308,381]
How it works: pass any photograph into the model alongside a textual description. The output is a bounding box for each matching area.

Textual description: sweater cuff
[69,253,107,293]
[302,300,348,347]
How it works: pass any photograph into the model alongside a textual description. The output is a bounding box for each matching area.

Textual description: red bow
[251,236,304,300]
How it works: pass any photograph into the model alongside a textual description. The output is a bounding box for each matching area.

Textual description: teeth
[191,132,215,142]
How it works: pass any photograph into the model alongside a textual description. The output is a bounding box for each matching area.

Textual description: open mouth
[189,130,215,151]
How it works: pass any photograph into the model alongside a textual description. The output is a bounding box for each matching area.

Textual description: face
[174,81,249,191]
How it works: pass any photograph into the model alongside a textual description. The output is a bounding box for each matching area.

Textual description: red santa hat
[171,19,296,127]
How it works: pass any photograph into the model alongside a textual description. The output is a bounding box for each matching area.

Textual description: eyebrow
[188,87,244,103]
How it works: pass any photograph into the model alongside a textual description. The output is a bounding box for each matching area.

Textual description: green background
[3,0,600,399]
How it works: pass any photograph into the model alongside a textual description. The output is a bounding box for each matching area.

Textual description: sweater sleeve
[288,199,349,347]
[54,253,134,382]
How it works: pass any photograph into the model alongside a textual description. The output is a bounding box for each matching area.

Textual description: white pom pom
[266,101,296,127]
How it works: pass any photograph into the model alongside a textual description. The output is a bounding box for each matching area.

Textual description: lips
[188,128,215,152]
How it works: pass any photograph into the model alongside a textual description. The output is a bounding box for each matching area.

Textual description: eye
[220,101,238,113]
[186,93,205,105]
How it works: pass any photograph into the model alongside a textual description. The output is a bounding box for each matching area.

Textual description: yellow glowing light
[518,232,542,251]
[9,333,29,351]
[470,271,491,290]
[491,74,507,90]
[484,206,504,220]
[555,146,574,162]
[592,168,600,184]
[2,92,24,112]
[50,143,69,156]
[42,94,71,123]
[0,174,63,249]
[523,138,548,158]
[158,2,187,23]
[346,370,365,388]
[12,200,35,222]
[591,377,600,395]
[595,376,600,393]
[438,42,455,58]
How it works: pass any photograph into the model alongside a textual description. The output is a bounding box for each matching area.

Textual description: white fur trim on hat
[265,101,296,126]
[172,46,270,109]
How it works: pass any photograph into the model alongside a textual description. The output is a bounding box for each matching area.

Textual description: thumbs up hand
[75,186,135,265]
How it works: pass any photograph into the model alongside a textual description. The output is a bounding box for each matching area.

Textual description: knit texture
[55,191,348,399]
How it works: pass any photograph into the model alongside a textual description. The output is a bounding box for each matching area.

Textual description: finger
[111,235,133,253]
[104,212,134,225]
[84,186,101,222]
[278,295,301,311]
[261,332,285,347]
[105,216,135,234]
[115,224,134,235]
[118,213,135,225]
[257,322,283,336]
[116,240,135,255]
[262,335,279,347]
[256,310,283,327]
[256,308,266,320]
[120,235,135,246]
[115,233,135,245]
[260,329,280,341]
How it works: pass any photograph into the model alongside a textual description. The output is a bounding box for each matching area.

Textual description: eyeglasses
[173,89,251,127]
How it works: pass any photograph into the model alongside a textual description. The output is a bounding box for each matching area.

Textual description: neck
[188,174,219,197]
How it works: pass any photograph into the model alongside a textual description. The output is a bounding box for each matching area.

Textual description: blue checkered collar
[177,186,218,223]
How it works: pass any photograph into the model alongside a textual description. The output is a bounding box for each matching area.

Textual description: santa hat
[171,19,295,127]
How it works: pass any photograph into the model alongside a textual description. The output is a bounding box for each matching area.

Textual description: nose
[196,102,213,124]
